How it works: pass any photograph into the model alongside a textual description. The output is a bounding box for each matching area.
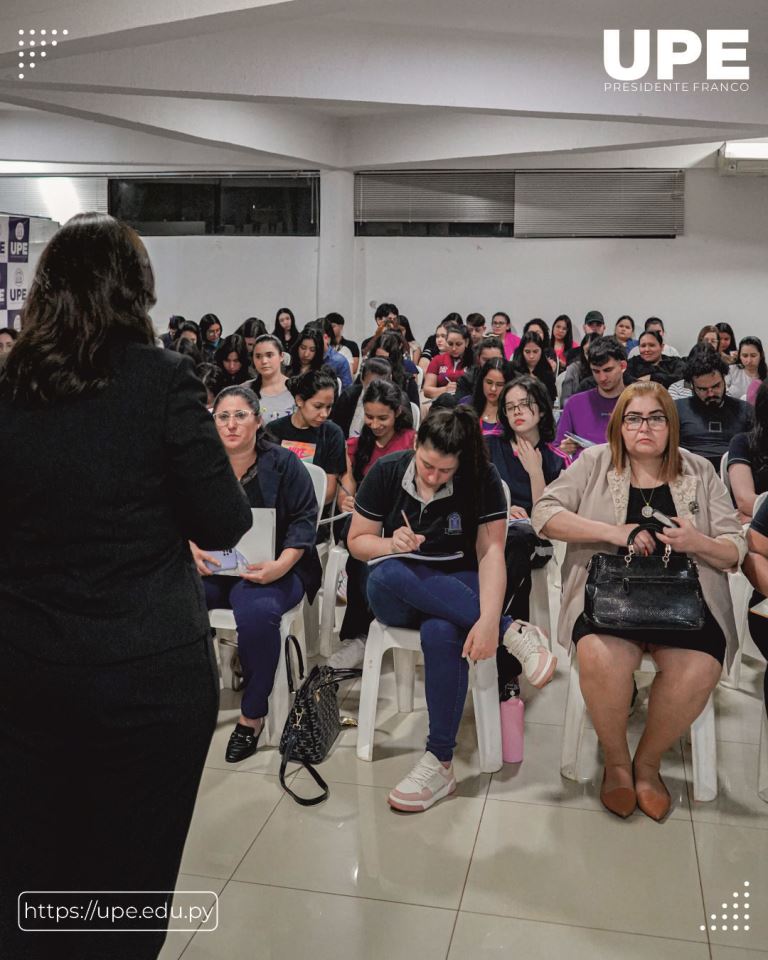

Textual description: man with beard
[675,346,753,471]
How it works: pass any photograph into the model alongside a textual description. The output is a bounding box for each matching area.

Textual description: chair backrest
[755,491,768,518]
[302,461,328,529]
[555,370,567,400]
[410,402,421,430]
[415,365,425,392]
[720,452,730,493]
[500,479,511,515]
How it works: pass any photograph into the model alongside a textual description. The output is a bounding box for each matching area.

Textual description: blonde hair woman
[531,382,745,821]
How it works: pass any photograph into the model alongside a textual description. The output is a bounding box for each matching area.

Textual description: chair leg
[470,659,503,773]
[560,656,587,781]
[759,709,768,804]
[264,605,307,747]
[318,545,348,659]
[691,691,718,802]
[529,567,552,649]
[393,647,418,713]
[722,572,750,689]
[356,622,388,762]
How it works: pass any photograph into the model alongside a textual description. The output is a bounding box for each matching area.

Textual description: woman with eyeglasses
[490,311,521,360]
[190,385,321,763]
[532,382,745,822]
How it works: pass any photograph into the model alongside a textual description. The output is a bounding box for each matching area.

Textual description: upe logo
[604,30,749,81]
[14,222,24,241]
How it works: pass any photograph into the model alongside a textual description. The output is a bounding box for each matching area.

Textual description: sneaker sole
[527,654,558,689]
[387,778,457,812]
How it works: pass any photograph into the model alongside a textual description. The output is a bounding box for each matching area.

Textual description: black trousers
[0,634,219,960]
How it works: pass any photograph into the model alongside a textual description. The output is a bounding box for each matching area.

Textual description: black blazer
[0,343,252,664]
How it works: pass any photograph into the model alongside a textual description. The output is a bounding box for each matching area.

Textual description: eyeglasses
[505,399,536,415]
[213,410,256,424]
[622,414,668,431]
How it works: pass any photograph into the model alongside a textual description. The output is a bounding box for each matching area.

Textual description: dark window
[355,221,514,237]
[108,175,319,236]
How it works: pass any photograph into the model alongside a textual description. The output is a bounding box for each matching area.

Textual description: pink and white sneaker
[502,619,557,688]
[387,752,457,812]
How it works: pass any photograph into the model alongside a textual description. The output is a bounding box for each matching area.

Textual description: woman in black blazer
[0,214,252,960]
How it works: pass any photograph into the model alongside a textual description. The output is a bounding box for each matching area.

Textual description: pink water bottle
[500,681,524,763]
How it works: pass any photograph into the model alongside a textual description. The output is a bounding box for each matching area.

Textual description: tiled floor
[161,627,768,959]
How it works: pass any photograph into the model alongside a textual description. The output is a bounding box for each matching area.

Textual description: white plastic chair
[415,365,425,393]
[759,709,768,804]
[410,402,421,429]
[296,461,327,656]
[560,652,717,802]
[356,621,503,773]
[211,603,306,747]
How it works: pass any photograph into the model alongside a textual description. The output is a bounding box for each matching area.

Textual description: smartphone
[651,509,679,528]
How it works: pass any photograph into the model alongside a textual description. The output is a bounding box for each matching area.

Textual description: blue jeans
[204,572,305,718]
[365,560,510,762]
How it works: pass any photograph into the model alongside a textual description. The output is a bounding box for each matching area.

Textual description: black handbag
[583,524,706,632]
[278,635,362,805]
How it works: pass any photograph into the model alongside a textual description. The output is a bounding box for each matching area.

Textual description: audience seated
[551,314,579,370]
[191,385,321,764]
[327,311,360,376]
[196,362,227,407]
[330,379,418,667]
[330,356,394,438]
[627,317,680,359]
[559,332,601,406]
[523,319,558,373]
[214,333,251,388]
[726,336,766,399]
[466,312,487,349]
[286,326,326,378]
[419,320,449,371]
[675,347,754,471]
[160,314,183,349]
[243,334,294,423]
[455,337,505,398]
[716,322,739,364]
[614,315,638,353]
[423,322,475,400]
[200,313,223,361]
[176,320,203,352]
[565,310,605,364]
[490,311,520,359]
[555,336,628,457]
[510,332,556,401]
[361,302,401,356]
[394,314,421,364]
[727,381,768,523]
[367,330,420,406]
[691,324,720,355]
[0,326,18,364]
[462,358,509,436]
[272,306,299,356]
[305,318,353,388]
[269,369,346,507]
[347,405,554,812]
[627,330,685,388]
[533,381,746,821]
[172,334,203,367]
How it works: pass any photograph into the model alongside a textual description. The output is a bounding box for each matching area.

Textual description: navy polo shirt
[354,449,507,569]
[485,436,567,514]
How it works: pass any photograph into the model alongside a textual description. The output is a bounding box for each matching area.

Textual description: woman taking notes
[347,406,553,812]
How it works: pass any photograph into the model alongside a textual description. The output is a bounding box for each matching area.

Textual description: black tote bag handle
[284,634,305,694]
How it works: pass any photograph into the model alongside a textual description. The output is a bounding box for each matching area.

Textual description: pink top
[747,378,763,405]
[346,429,417,477]
[503,332,521,360]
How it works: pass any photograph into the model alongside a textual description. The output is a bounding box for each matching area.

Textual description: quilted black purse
[583,524,705,632]
[278,636,362,805]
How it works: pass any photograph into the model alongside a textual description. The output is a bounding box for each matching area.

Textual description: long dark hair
[417,405,489,524]
[212,385,275,453]
[285,367,338,402]
[248,334,285,394]
[737,336,767,380]
[574,332,602,376]
[498,375,556,443]
[0,213,156,405]
[273,306,299,349]
[368,330,411,390]
[352,379,411,482]
[471,358,509,418]
[511,332,549,380]
[171,336,202,366]
[236,317,267,342]
[200,313,222,346]
[747,381,768,480]
[551,314,574,348]
[716,322,737,353]
[523,318,551,350]
[214,333,250,386]
[176,320,202,351]
[443,323,475,369]
[287,327,324,376]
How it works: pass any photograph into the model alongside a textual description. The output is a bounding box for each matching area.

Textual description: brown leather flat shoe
[600,767,637,819]
[635,772,671,822]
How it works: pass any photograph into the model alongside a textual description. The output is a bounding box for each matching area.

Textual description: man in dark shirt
[675,348,754,471]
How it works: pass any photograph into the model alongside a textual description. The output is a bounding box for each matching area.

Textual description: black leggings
[748,590,768,717]
[0,635,218,960]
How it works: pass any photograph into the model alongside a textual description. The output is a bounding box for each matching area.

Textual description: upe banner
[0,216,30,331]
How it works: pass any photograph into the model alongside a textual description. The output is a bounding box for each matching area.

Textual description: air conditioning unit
[717,143,768,176]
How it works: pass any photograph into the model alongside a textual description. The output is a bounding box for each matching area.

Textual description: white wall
[353,169,768,353]
[143,236,320,336]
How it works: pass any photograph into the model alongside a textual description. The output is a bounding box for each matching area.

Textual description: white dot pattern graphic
[16,27,68,78]
[703,881,754,937]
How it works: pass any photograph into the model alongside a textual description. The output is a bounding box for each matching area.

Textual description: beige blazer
[530,444,747,667]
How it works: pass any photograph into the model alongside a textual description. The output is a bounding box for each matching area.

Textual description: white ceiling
[0,0,766,173]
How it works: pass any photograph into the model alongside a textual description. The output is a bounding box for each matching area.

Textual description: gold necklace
[632,469,662,519]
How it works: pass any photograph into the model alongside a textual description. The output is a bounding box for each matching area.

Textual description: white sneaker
[327,637,365,669]
[502,619,557,688]
[336,570,348,604]
[388,752,457,812]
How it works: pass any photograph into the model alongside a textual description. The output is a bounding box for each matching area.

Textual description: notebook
[204,508,276,577]
[367,551,464,567]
